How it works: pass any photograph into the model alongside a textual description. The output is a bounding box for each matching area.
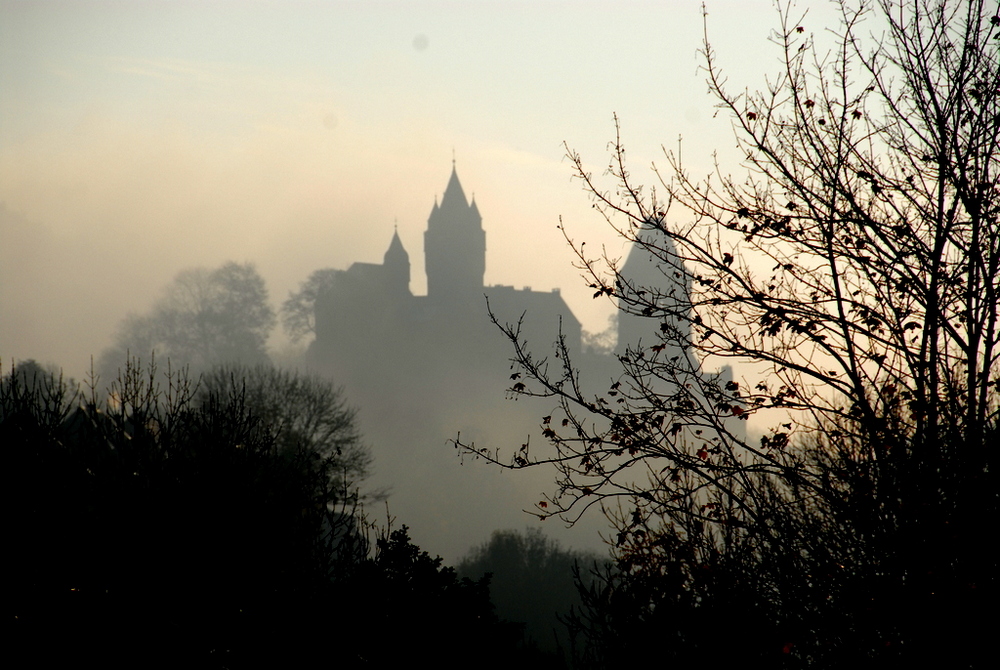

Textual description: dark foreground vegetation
[3,360,538,669]
[460,1,998,667]
[458,528,608,658]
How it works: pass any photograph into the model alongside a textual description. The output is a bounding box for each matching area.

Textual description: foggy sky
[0,0,851,377]
[1,1,845,561]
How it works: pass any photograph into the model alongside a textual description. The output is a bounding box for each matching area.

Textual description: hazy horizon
[2,0,841,560]
[1,0,845,376]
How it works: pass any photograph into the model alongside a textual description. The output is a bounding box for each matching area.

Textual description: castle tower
[617,222,692,358]
[424,165,486,303]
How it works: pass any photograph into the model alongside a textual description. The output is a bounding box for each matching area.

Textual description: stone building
[308,166,582,405]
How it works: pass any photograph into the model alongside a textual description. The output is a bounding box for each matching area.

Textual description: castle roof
[622,220,683,285]
[484,285,581,330]
[442,165,468,207]
[384,228,409,265]
[427,164,482,238]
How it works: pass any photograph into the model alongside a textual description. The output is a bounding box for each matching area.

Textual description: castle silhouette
[308,165,583,399]
[307,163,723,389]
[305,164,735,561]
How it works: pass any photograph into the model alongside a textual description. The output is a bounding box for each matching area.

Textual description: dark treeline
[3,360,561,669]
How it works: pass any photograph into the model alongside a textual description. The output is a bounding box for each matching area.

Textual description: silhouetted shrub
[562,421,996,669]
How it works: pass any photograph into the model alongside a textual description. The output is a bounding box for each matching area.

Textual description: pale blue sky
[1,0,840,376]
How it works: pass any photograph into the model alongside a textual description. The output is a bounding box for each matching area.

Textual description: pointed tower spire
[384,226,411,297]
[617,219,690,357]
[384,227,407,263]
[440,163,468,209]
[424,163,486,303]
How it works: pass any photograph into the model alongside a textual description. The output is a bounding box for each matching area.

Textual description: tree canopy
[100,261,275,377]
[199,362,375,504]
[281,267,341,344]
[4,357,361,666]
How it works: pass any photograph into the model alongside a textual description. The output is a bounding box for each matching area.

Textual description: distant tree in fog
[281,268,340,344]
[0,359,60,395]
[100,261,275,377]
[580,314,618,355]
[0,358,75,423]
[458,527,607,654]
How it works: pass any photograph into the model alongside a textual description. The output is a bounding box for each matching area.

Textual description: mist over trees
[8,211,607,667]
[461,0,998,666]
[281,268,341,344]
[99,261,275,378]
[458,528,607,658]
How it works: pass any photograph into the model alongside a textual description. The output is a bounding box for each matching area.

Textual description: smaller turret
[617,221,692,358]
[383,228,411,298]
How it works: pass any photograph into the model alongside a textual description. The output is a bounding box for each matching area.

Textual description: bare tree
[282,268,341,344]
[3,357,372,666]
[200,362,376,505]
[101,261,275,377]
[461,0,998,663]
